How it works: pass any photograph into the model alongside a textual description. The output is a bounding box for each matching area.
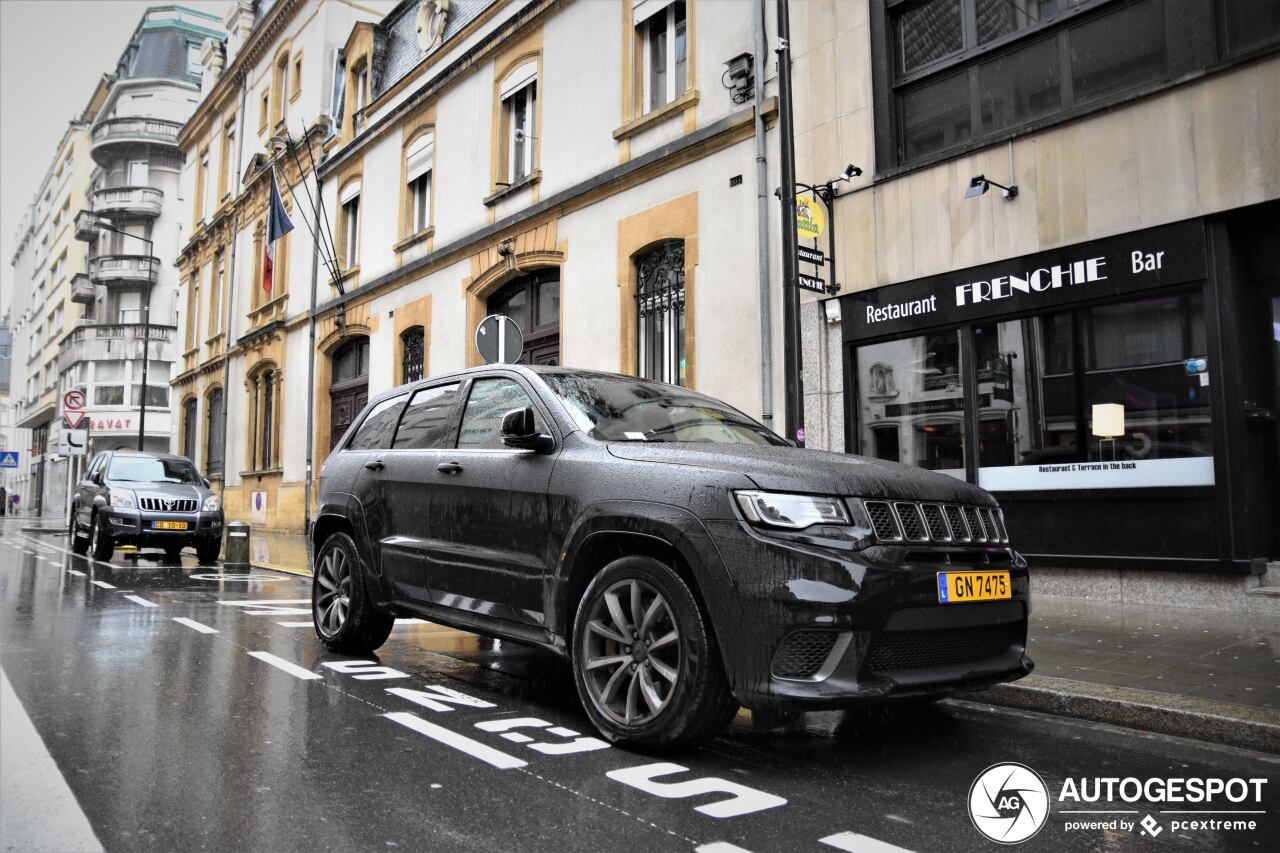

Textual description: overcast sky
[0,0,226,316]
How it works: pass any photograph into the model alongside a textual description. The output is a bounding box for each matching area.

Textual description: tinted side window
[348,395,406,451]
[392,383,461,449]
[456,378,542,449]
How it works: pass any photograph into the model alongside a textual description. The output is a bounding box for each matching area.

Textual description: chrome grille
[920,504,951,541]
[894,502,929,541]
[860,500,1008,545]
[139,497,198,513]
[865,501,901,541]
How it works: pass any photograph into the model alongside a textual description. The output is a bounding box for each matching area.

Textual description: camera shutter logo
[969,762,1050,844]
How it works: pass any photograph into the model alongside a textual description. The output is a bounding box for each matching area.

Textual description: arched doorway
[487,269,559,365]
[329,336,369,450]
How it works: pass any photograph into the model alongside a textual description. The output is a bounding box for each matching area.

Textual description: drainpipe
[753,0,773,428]
[218,75,249,505]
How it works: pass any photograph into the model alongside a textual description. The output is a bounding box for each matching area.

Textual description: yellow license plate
[937,571,1010,603]
[153,521,189,530]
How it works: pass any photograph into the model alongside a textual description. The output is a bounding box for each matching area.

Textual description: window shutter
[339,179,362,204]
[633,0,674,26]
[499,61,538,99]
[406,133,434,181]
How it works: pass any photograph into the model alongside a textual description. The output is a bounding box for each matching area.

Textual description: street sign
[63,411,87,430]
[795,195,826,240]
[57,430,89,457]
[798,273,827,294]
[475,314,524,365]
[797,246,825,266]
[0,451,19,468]
[63,389,86,411]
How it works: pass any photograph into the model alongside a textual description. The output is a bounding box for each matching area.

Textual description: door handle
[364,460,385,471]
[436,462,463,475]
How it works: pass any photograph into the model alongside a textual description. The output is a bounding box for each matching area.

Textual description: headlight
[202,495,221,512]
[734,490,850,529]
[109,490,136,509]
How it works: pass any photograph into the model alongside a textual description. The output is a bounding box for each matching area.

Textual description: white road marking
[67,569,86,577]
[696,845,755,853]
[247,651,323,680]
[606,763,787,818]
[90,580,116,589]
[383,711,527,769]
[218,599,310,616]
[820,831,916,853]
[172,617,218,634]
[0,666,104,852]
[122,595,158,608]
[275,621,314,628]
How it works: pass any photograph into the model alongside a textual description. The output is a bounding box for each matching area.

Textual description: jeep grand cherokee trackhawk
[310,366,1032,749]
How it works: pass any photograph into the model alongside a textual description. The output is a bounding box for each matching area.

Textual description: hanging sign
[798,273,827,294]
[798,246,825,266]
[795,195,826,240]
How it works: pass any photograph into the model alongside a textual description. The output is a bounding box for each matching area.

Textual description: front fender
[313,490,384,599]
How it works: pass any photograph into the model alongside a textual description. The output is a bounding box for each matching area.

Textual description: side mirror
[202,478,211,488]
[92,472,104,485]
[500,406,554,453]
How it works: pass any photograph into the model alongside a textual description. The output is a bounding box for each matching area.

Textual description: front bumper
[703,519,1033,711]
[100,507,223,547]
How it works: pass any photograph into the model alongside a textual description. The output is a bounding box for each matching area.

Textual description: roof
[114,6,225,84]
[375,0,500,100]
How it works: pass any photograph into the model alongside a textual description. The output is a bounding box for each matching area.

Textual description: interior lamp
[1091,403,1125,460]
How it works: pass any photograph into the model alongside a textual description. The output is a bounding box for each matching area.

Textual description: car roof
[364,364,673,407]
[106,450,191,463]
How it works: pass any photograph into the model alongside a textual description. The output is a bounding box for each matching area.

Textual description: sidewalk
[247,530,1279,752]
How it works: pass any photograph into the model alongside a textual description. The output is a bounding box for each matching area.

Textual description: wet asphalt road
[1,520,1276,853]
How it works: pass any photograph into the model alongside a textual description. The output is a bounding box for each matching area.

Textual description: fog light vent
[771,629,846,680]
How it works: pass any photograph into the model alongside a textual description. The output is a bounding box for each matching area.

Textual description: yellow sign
[795,195,826,240]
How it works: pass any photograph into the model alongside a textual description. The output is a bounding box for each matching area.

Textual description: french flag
[263,171,295,293]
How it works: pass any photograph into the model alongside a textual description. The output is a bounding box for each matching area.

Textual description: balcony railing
[90,117,182,165]
[91,186,163,218]
[57,322,175,374]
[88,253,158,288]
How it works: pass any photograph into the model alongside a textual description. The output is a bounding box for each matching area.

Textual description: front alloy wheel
[311,531,393,654]
[89,514,113,562]
[69,507,89,555]
[571,556,738,750]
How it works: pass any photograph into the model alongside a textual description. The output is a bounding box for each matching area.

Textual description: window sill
[240,467,283,478]
[203,331,225,348]
[335,265,360,288]
[613,90,699,141]
[483,169,542,207]
[247,292,288,326]
[393,226,434,254]
[183,345,200,359]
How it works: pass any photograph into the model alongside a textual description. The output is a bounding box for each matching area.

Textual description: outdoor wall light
[839,164,862,182]
[822,298,841,324]
[965,174,1018,200]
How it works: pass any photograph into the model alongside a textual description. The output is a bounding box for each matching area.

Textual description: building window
[637,0,687,112]
[291,54,302,99]
[272,52,289,126]
[401,325,425,383]
[259,90,269,131]
[185,271,200,348]
[499,62,537,184]
[94,361,126,406]
[635,239,686,385]
[187,42,201,75]
[248,367,281,471]
[182,397,199,462]
[132,361,170,408]
[487,270,560,365]
[351,61,369,133]
[339,180,361,269]
[196,148,210,222]
[405,132,433,234]
[218,117,235,199]
[876,0,1280,168]
[206,387,224,477]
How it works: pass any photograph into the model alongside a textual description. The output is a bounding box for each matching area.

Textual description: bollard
[223,521,251,571]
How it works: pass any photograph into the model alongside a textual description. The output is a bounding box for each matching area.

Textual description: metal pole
[775,0,804,446]
[753,0,774,428]
[823,184,838,298]
[138,270,152,451]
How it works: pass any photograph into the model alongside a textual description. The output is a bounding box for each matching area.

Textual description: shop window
[499,63,537,185]
[206,388,224,477]
[855,330,968,477]
[401,325,425,384]
[636,0,688,112]
[393,383,461,450]
[635,240,686,385]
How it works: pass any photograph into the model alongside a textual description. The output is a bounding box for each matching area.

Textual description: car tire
[312,531,393,654]
[196,539,221,565]
[69,507,89,555]
[571,556,738,751]
[89,513,113,562]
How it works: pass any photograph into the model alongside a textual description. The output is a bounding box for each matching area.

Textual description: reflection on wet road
[0,521,1275,852]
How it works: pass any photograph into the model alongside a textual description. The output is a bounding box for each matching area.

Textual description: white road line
[67,569,86,577]
[820,831,916,853]
[122,595,158,608]
[383,711,527,769]
[0,666,104,852]
[276,621,314,628]
[172,617,218,634]
[247,651,322,680]
[696,845,755,853]
[90,580,116,589]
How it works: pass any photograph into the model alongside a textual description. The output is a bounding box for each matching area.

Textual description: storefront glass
[855,329,967,478]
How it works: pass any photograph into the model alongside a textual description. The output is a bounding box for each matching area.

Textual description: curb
[252,561,311,578]
[957,674,1280,755]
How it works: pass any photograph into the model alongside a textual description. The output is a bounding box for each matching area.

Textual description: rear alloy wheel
[69,507,89,555]
[89,514,114,562]
[312,531,393,654]
[572,556,738,750]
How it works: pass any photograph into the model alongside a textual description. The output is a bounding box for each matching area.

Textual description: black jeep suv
[311,366,1032,748]
[70,451,223,564]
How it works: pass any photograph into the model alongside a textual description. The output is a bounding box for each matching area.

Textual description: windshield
[107,456,201,485]
[542,373,786,446]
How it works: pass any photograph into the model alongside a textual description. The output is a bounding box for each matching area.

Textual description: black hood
[605,442,995,504]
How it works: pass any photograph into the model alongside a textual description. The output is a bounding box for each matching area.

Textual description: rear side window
[456,378,542,449]
[348,395,406,451]
[392,383,461,449]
